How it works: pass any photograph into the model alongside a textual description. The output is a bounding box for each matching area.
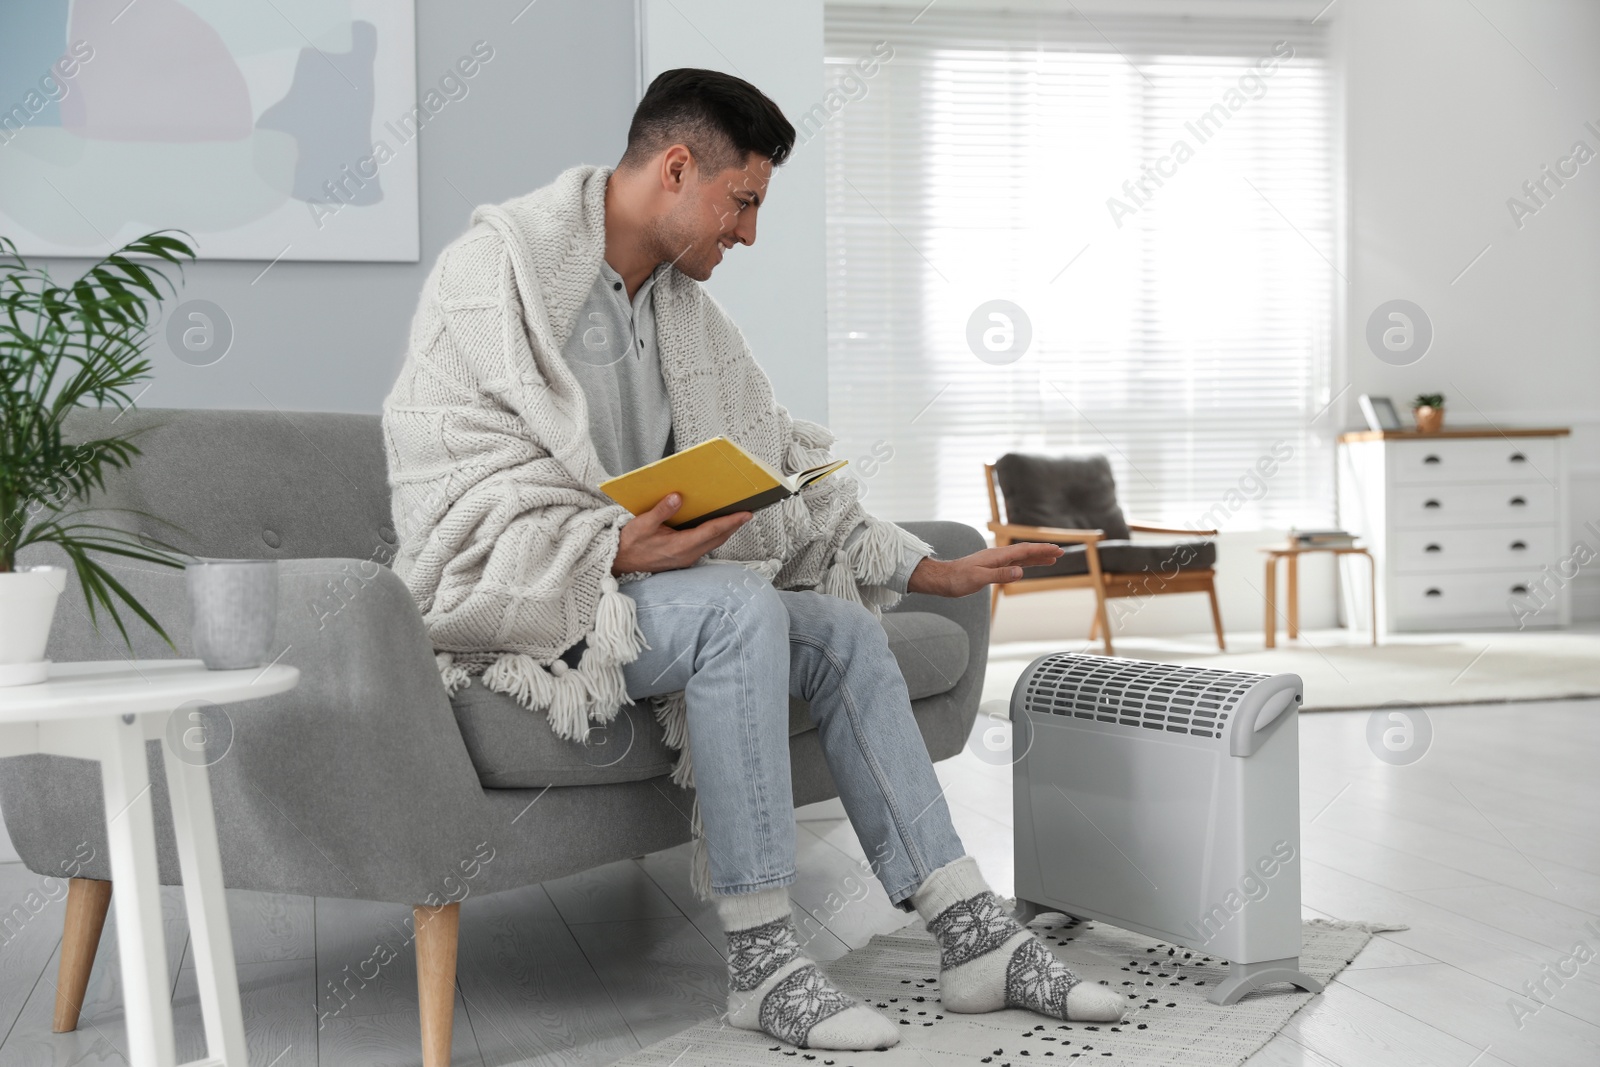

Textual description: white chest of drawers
[1337,428,1571,633]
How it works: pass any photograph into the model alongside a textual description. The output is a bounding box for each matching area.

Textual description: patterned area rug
[613,913,1397,1066]
[988,631,1600,712]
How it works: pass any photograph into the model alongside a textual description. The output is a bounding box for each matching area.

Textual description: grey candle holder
[186,560,279,670]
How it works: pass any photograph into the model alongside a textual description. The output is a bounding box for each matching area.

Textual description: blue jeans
[620,564,966,906]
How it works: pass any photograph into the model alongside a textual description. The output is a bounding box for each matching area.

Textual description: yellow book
[600,437,848,529]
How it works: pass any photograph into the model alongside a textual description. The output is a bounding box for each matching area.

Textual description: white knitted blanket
[382,166,928,892]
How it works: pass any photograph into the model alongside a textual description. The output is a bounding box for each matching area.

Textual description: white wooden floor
[0,694,1594,1066]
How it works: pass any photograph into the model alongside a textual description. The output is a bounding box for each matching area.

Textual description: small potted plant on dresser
[0,232,195,685]
[1412,392,1445,433]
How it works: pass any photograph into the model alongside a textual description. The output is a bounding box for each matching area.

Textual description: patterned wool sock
[910,856,1126,1021]
[716,887,899,1050]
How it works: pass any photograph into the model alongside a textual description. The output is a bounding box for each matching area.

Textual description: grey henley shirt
[561,260,928,593]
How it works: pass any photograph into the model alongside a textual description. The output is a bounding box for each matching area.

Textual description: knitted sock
[716,887,899,1050]
[910,856,1125,1022]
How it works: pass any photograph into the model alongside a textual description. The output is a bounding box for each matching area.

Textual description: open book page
[796,459,848,489]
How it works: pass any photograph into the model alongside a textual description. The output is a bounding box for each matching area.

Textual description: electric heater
[1010,652,1323,1005]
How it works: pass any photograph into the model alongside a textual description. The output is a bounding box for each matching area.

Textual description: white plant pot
[0,566,68,686]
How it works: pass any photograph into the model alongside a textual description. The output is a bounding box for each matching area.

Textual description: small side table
[1260,545,1377,648]
[0,660,298,1067]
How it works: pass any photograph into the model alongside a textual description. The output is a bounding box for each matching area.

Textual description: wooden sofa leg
[54,877,113,1032]
[415,901,460,1067]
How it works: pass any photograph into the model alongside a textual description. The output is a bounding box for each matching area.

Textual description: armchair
[983,453,1225,655]
[4,408,991,1066]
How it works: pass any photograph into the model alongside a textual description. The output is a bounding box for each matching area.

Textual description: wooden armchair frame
[983,463,1226,655]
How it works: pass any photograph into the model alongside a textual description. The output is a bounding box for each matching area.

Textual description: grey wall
[640,0,829,424]
[34,0,639,415]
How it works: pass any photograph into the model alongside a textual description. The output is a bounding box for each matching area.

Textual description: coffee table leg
[100,715,178,1067]
[1287,554,1300,640]
[1263,555,1277,649]
[163,747,248,1067]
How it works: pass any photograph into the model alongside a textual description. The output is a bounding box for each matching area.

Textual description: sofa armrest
[3,555,490,903]
[886,521,990,756]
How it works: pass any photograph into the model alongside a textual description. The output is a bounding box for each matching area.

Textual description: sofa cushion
[1029,539,1217,579]
[454,609,971,788]
[993,452,1131,541]
[63,408,392,562]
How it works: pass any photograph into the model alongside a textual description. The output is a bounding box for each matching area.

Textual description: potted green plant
[1412,392,1444,433]
[0,231,196,685]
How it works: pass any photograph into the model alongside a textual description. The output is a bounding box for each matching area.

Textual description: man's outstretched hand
[611,492,752,575]
[906,542,1065,598]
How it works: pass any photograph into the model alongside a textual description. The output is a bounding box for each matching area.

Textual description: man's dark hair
[621,68,796,175]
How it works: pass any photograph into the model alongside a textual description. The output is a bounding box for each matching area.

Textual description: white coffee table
[0,660,299,1067]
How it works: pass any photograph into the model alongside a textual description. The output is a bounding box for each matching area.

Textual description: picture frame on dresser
[1336,427,1572,636]
[1358,394,1404,432]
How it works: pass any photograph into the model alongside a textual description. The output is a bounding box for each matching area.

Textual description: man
[383,68,1123,1051]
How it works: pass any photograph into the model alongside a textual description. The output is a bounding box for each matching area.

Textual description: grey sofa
[4,408,990,1066]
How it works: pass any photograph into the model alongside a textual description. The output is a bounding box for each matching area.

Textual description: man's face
[654,151,772,281]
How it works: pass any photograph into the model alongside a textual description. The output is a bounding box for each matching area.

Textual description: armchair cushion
[993,453,1132,540]
[875,610,972,703]
[1030,538,1217,579]
[452,610,971,788]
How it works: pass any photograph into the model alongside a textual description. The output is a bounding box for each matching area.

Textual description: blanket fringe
[820,549,862,605]
[435,653,471,697]
[652,691,692,756]
[817,517,934,618]
[847,516,931,587]
[588,574,647,662]
[689,795,712,900]
[469,579,645,741]
[651,691,713,899]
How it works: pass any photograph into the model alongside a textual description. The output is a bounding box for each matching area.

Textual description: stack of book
[1288,528,1358,548]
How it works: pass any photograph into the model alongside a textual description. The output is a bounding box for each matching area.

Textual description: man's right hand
[611,493,753,575]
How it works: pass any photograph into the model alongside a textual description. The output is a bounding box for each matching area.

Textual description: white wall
[1332,0,1600,622]
[639,0,829,423]
[995,0,1600,643]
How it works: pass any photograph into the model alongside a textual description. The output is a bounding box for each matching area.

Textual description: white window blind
[823,5,1337,532]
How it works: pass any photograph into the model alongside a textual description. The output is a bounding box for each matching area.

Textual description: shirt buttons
[613,281,622,291]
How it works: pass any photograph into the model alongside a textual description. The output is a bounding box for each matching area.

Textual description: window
[823,5,1337,532]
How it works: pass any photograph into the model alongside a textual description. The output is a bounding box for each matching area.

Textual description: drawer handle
[1509,496,1527,507]
[1423,454,1441,465]
[1509,452,1527,463]
[1425,588,1443,597]
[1424,499,1442,509]
[1424,543,1442,552]
[1510,540,1527,551]
[1510,584,1529,595]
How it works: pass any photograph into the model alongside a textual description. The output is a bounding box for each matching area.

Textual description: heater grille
[1021,654,1269,741]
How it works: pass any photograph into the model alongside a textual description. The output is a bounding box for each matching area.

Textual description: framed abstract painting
[0,0,418,261]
